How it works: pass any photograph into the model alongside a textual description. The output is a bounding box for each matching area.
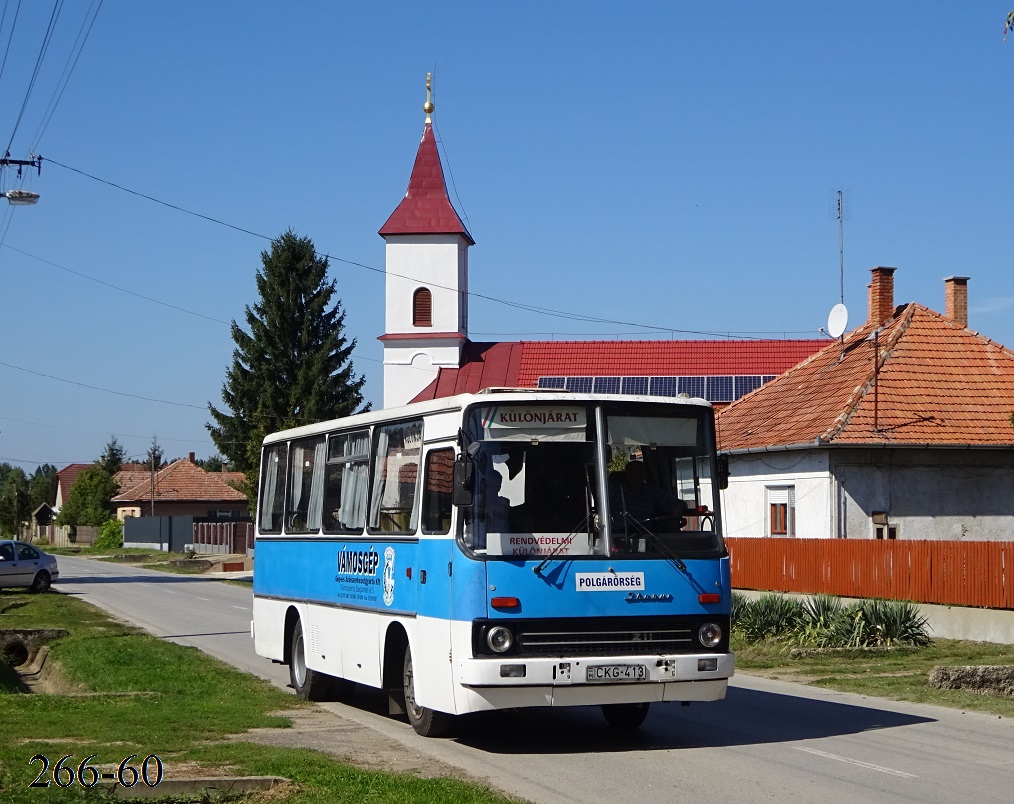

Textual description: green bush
[94,518,124,550]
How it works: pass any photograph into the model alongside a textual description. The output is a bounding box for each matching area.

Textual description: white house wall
[721,452,831,538]
[831,449,1014,541]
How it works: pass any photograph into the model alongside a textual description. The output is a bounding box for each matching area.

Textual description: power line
[44,157,778,341]
[0,358,205,408]
[5,0,63,154]
[29,0,103,151]
[1,242,231,324]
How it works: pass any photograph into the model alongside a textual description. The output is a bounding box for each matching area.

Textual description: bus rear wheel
[601,702,650,729]
[403,647,453,737]
[289,618,354,702]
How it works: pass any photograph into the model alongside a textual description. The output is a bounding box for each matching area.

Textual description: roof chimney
[944,276,969,329]
[867,266,896,326]
[188,452,196,463]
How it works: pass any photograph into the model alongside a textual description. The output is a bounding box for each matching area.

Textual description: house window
[413,287,432,327]
[767,486,795,536]
[875,525,899,540]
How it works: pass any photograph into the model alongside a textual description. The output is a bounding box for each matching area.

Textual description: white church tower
[378,74,474,408]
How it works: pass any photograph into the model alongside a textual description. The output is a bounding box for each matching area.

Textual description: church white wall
[382,342,461,408]
[385,235,468,334]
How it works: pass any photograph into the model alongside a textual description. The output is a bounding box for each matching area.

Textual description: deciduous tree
[55,466,119,531]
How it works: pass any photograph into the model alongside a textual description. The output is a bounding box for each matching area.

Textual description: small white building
[718,268,1014,540]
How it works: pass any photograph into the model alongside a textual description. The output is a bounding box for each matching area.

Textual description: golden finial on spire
[423,72,434,124]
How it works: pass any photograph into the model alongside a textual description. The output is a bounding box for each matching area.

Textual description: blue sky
[1,2,1012,472]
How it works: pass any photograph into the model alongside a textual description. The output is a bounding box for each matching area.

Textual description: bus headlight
[698,622,722,649]
[486,625,514,654]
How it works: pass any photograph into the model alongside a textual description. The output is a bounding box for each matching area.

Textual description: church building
[377,80,825,409]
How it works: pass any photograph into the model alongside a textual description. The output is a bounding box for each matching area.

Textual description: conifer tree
[207,230,368,477]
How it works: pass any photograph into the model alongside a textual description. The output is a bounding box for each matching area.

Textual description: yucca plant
[788,594,845,647]
[859,598,931,647]
[731,591,751,628]
[737,593,803,643]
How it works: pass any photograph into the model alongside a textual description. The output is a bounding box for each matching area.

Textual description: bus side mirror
[717,455,730,490]
[453,457,474,506]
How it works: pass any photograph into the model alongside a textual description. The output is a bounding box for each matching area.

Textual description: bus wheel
[289,618,333,701]
[601,702,650,729]
[403,647,452,737]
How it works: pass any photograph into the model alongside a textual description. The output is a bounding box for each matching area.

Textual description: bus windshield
[462,401,725,560]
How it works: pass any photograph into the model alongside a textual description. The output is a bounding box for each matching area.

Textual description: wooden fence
[192,521,254,556]
[726,538,1013,610]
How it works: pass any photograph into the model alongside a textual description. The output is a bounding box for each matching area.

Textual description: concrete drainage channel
[1,628,289,802]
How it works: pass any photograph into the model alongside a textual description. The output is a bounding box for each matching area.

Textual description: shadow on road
[324,680,936,755]
[447,685,936,753]
[57,573,235,585]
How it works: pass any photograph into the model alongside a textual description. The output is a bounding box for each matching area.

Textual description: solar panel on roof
[735,375,763,397]
[649,377,678,397]
[678,376,705,398]
[622,376,649,395]
[593,377,621,394]
[566,377,593,393]
[706,376,734,403]
[538,377,566,389]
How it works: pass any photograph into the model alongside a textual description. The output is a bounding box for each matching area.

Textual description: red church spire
[378,74,474,244]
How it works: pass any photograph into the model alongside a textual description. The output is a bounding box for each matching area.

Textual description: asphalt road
[54,555,1014,804]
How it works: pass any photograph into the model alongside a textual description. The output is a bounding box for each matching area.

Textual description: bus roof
[261,391,714,445]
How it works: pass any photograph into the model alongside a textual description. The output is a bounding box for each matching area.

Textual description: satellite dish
[827,303,848,339]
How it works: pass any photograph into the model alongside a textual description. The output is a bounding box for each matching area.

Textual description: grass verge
[0,591,521,803]
[733,632,1014,717]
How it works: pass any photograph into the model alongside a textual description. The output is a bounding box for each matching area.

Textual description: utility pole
[0,153,43,204]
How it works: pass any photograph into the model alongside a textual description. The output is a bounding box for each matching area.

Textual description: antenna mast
[837,190,845,305]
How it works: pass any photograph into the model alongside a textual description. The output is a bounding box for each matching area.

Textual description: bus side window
[369,420,423,535]
[422,449,454,534]
[259,444,287,533]
[286,435,326,533]
[323,430,370,533]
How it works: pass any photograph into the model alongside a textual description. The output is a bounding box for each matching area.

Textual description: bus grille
[473,615,728,658]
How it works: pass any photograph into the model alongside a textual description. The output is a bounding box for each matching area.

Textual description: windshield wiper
[533,513,594,576]
[616,512,687,574]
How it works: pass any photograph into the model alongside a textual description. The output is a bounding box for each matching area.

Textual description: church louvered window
[413,288,432,327]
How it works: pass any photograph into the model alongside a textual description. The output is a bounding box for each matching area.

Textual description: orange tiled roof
[717,303,1014,450]
[113,459,247,503]
[113,463,150,495]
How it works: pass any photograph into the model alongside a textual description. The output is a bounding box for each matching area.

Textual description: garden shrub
[94,518,123,551]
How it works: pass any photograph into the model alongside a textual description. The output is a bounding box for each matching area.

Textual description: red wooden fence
[726,538,1013,610]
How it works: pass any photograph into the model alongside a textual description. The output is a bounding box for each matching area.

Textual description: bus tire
[288,618,334,701]
[403,646,453,737]
[601,702,650,729]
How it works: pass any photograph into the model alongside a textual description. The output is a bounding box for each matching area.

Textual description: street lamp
[0,153,42,205]
[4,189,39,205]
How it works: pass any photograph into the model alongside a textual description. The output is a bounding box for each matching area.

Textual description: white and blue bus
[252,390,734,736]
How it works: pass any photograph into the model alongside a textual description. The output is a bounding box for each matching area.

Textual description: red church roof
[378,123,474,244]
[411,338,827,402]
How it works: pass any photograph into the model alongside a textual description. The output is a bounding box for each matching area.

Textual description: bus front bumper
[456,652,734,696]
